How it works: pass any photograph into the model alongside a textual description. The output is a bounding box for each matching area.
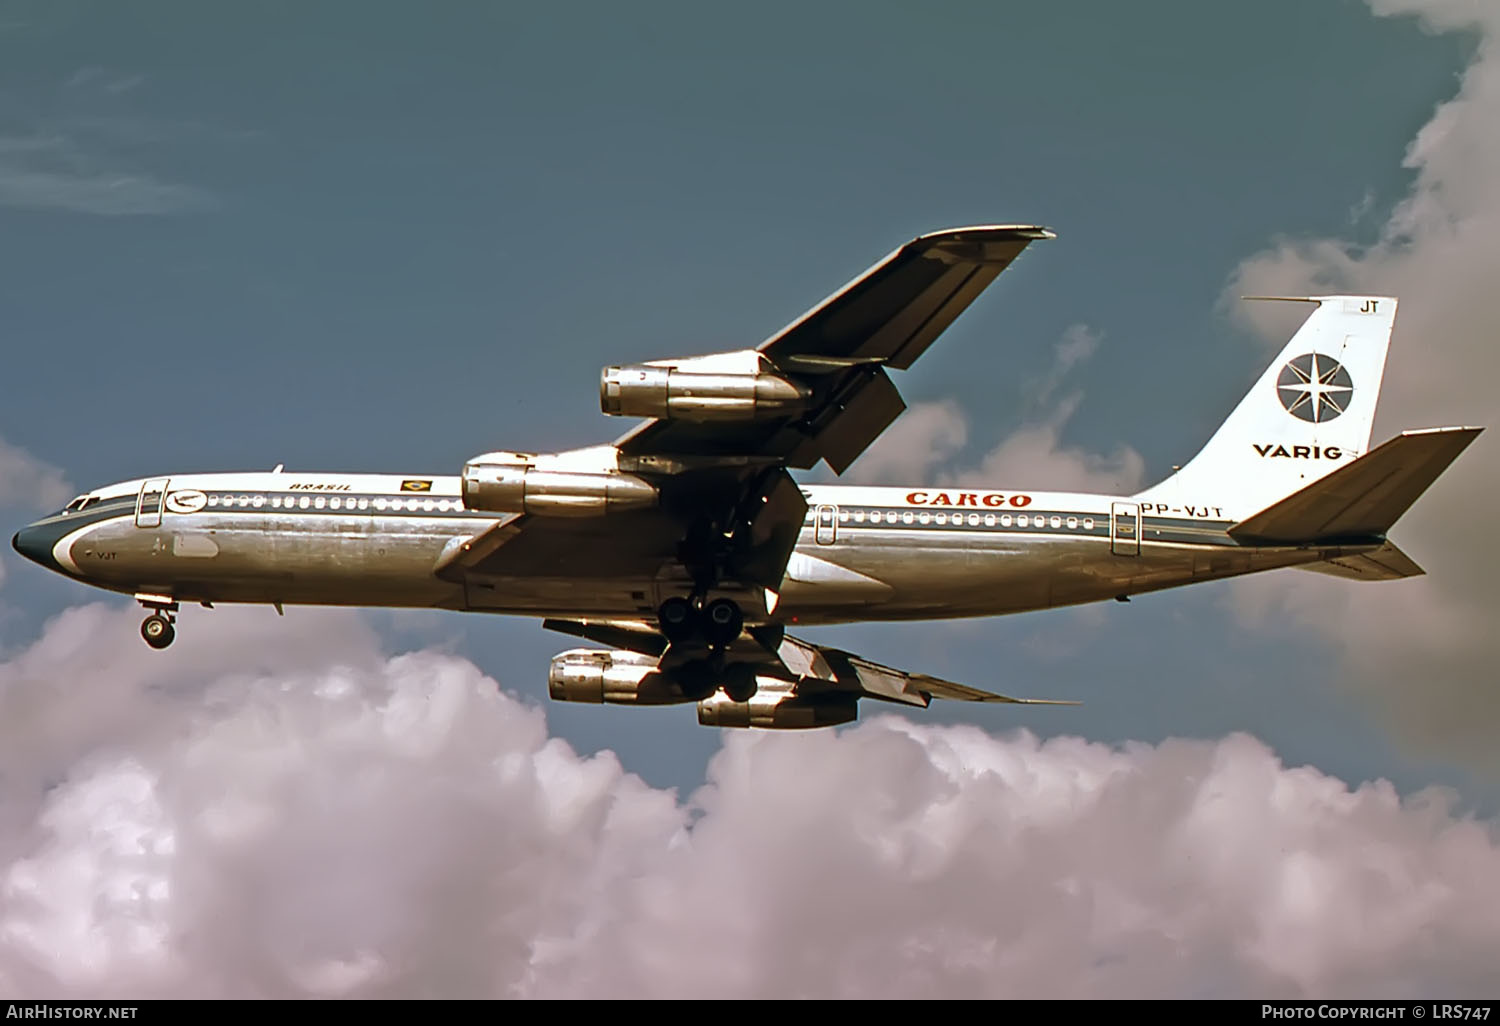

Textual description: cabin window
[1050,516,1062,529]
[1083,517,1095,530]
[358,498,370,510]
[1067,516,1078,529]
[984,514,996,527]
[902,512,914,524]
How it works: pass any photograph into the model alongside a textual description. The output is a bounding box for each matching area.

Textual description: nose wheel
[141,614,175,649]
[136,594,179,650]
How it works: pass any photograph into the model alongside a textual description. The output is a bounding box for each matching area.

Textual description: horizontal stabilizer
[1298,540,1425,581]
[1230,426,1482,543]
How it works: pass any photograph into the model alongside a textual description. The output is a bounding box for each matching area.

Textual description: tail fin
[1135,295,1397,520]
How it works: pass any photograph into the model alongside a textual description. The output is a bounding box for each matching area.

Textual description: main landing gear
[136,595,179,650]
[657,595,744,649]
[656,595,757,703]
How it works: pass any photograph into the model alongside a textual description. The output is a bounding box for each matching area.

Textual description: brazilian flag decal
[400,480,433,492]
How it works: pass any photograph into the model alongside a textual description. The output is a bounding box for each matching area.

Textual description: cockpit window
[61,495,99,513]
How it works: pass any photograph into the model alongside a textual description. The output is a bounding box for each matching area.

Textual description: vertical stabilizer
[1135,296,1397,520]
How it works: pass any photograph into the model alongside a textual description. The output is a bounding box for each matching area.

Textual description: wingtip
[918,224,1057,243]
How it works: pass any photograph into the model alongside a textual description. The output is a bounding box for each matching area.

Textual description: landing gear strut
[136,594,179,650]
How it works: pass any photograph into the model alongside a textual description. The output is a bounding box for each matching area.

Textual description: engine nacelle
[462,455,657,517]
[697,686,859,730]
[548,648,695,706]
[600,365,810,422]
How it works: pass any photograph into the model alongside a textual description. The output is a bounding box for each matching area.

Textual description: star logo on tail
[1277,353,1353,423]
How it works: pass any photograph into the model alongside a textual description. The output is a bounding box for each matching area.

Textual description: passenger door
[1110,501,1140,556]
[815,503,838,545]
[135,478,170,528]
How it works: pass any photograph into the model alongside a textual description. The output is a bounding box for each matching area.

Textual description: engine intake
[462,457,657,517]
[548,648,694,705]
[697,687,858,730]
[601,366,810,422]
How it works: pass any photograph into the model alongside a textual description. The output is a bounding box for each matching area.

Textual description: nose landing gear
[135,594,179,650]
[141,614,175,649]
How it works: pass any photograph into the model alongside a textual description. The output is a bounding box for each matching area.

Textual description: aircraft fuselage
[11,471,1365,628]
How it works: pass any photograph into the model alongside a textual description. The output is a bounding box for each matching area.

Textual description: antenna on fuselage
[272,463,284,473]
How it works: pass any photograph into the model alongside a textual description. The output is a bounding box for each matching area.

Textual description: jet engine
[600,365,810,422]
[697,685,859,730]
[547,648,696,705]
[462,453,657,517]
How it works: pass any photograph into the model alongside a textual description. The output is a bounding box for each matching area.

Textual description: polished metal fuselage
[19,470,1372,627]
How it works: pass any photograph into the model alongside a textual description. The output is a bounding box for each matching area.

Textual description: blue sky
[2,1,1498,997]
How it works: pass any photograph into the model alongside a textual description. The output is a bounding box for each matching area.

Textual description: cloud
[1,603,1498,998]
[0,437,72,513]
[848,323,1145,493]
[0,134,214,216]
[1222,1,1500,774]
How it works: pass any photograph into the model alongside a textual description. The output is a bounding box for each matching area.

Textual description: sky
[1,0,1498,999]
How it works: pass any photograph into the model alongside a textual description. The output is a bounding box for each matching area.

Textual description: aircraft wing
[441,226,1052,595]
[615,225,1054,475]
[543,618,1079,709]
[783,637,1080,708]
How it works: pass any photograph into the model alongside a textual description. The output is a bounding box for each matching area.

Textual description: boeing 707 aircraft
[10,226,1482,729]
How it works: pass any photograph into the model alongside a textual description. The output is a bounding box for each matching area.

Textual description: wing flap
[1230,426,1483,543]
[781,635,1078,707]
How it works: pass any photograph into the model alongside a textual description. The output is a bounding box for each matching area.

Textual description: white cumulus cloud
[0,602,1497,998]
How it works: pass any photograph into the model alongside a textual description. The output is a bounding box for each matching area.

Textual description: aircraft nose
[11,523,56,570]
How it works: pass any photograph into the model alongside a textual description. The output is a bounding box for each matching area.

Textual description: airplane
[10,226,1483,730]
